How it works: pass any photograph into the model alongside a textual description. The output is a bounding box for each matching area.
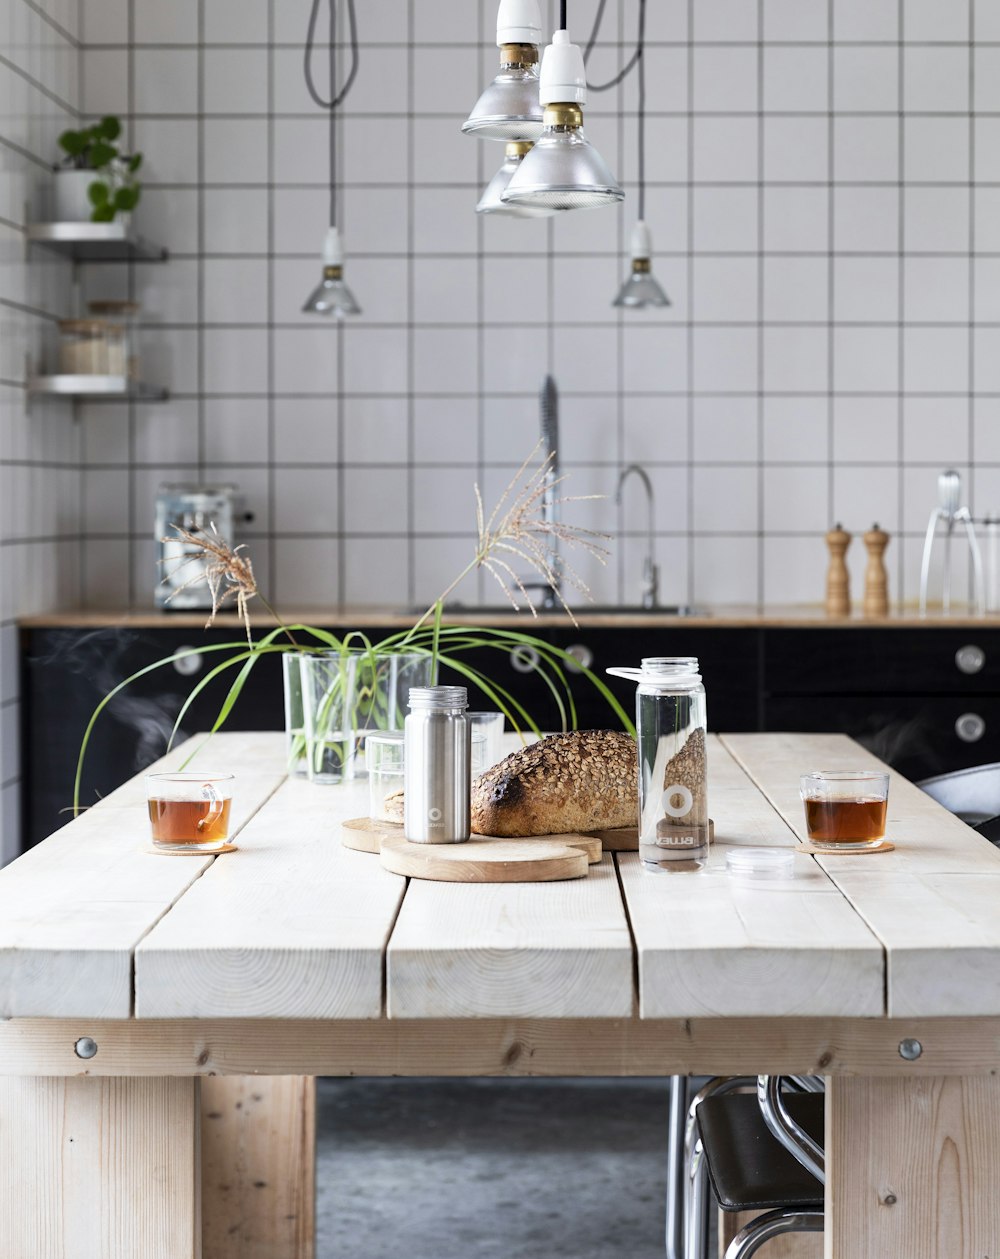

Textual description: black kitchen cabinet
[22,625,286,849]
[763,628,1000,782]
[21,619,1000,854]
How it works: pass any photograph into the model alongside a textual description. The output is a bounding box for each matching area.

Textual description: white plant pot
[52,169,97,222]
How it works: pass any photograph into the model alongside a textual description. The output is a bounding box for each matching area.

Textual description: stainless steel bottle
[403,686,471,844]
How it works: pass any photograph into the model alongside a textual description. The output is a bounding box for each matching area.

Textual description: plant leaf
[90,203,115,222]
[58,130,86,155]
[113,185,139,211]
[128,152,143,172]
[89,141,116,169]
[98,115,121,140]
[87,180,109,205]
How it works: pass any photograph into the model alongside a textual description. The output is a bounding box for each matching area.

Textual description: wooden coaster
[342,817,602,864]
[143,843,238,856]
[586,826,638,851]
[379,834,591,883]
[795,839,895,856]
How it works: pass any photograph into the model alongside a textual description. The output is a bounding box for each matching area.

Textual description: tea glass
[799,770,889,851]
[147,772,234,853]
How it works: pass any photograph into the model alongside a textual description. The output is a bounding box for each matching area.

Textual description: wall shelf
[28,374,169,401]
[27,221,168,262]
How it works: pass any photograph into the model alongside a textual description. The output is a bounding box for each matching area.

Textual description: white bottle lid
[726,847,796,884]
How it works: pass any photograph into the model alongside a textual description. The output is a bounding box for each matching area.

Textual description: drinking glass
[800,770,889,851]
[147,772,234,853]
[281,652,309,778]
[300,650,433,784]
[467,711,505,772]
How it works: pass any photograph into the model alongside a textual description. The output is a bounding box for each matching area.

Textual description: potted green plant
[73,450,635,808]
[53,115,142,224]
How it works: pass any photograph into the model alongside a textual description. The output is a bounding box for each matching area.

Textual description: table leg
[0,1075,200,1259]
[201,1075,315,1259]
[826,1075,1000,1258]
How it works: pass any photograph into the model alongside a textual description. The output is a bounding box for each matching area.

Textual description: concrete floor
[316,1076,693,1259]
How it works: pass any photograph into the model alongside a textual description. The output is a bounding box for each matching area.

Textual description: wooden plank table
[2,731,1000,1259]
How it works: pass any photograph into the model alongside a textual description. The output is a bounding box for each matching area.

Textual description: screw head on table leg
[898,1037,922,1061]
[74,1036,98,1060]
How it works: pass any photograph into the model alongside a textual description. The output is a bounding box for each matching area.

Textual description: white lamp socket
[630,220,653,261]
[496,0,542,45]
[321,225,344,267]
[539,28,587,105]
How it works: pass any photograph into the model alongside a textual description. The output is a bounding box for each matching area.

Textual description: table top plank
[621,737,885,1018]
[720,732,1000,1016]
[0,733,284,1019]
[135,774,406,1019]
[386,855,635,1019]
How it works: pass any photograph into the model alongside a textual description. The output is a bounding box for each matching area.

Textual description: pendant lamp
[613,221,670,308]
[476,142,557,217]
[501,22,624,213]
[302,226,361,316]
[612,0,670,307]
[463,0,544,141]
[302,0,361,318]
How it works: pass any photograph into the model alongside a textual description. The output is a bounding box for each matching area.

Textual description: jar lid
[58,318,109,334]
[408,685,468,711]
[607,657,702,687]
[726,847,795,883]
[366,730,405,745]
[88,300,140,315]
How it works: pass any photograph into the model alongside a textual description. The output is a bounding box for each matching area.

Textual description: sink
[400,603,707,617]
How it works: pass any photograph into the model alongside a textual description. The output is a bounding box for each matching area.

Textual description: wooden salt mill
[825,524,852,617]
[863,523,890,618]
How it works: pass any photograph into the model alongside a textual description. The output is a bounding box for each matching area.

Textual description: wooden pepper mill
[825,524,852,618]
[863,523,890,618]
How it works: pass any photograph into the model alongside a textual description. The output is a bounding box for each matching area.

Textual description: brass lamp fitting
[323,265,343,280]
[543,102,583,130]
[500,42,538,65]
[632,257,652,274]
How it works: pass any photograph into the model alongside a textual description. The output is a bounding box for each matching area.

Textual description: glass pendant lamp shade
[477,142,557,216]
[463,0,544,140]
[302,226,361,317]
[501,29,624,212]
[613,220,670,308]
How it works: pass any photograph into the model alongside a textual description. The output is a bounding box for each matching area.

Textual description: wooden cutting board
[341,816,634,855]
[379,834,592,883]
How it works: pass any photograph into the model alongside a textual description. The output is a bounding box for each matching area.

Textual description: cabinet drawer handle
[955,645,986,675]
[565,643,594,674]
[510,645,541,674]
[955,712,986,743]
[172,648,203,677]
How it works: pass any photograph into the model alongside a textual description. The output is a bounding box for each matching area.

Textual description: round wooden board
[379,834,591,883]
[342,817,601,864]
[794,839,895,855]
[341,816,400,854]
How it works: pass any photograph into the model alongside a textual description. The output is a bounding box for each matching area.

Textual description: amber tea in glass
[146,772,234,853]
[800,770,889,851]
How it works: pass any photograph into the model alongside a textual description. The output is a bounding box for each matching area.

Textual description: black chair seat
[697,1092,824,1212]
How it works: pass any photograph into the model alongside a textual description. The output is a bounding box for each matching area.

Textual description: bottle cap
[408,685,468,711]
[725,847,796,884]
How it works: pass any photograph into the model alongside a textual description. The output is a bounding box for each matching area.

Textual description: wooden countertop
[17,603,1000,629]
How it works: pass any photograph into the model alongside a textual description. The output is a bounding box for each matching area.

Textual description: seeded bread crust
[471,729,637,837]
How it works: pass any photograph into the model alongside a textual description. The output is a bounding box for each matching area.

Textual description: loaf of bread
[471,729,637,837]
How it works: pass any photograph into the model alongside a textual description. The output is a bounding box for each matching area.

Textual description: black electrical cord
[304,0,359,227]
[637,0,646,220]
[559,0,567,31]
[584,0,645,93]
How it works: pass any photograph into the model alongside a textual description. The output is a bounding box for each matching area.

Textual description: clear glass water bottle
[608,657,708,873]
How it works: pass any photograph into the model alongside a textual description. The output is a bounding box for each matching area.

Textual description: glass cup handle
[197,782,224,831]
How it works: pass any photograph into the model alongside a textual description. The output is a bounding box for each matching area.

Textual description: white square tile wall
[2,0,995,665]
[0,0,81,861]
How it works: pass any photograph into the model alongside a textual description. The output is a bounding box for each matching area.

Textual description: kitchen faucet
[530,375,560,610]
[615,464,659,609]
